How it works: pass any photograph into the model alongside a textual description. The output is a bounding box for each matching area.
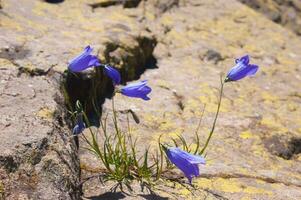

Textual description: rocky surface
[239,0,301,35]
[1,0,301,199]
[0,62,80,199]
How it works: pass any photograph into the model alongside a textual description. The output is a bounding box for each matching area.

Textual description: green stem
[194,104,206,154]
[111,96,128,168]
[112,97,118,132]
[200,78,225,155]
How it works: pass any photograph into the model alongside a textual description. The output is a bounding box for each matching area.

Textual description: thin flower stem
[81,111,113,173]
[111,97,122,148]
[194,104,206,154]
[200,77,225,155]
[157,136,164,180]
[111,97,119,132]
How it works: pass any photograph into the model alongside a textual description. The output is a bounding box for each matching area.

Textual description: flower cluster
[68,45,152,100]
[68,46,259,185]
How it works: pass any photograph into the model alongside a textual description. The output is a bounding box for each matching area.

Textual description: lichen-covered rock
[0,62,80,199]
[239,0,301,35]
[1,0,301,199]
[101,31,157,82]
[84,0,301,199]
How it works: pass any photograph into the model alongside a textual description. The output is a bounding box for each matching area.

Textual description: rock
[292,0,301,11]
[102,31,157,82]
[89,0,141,9]
[203,49,223,64]
[82,0,301,199]
[238,0,301,35]
[1,0,301,199]
[44,0,64,4]
[0,65,80,199]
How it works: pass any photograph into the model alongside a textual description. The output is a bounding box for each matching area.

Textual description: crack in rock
[17,65,55,77]
[64,32,157,124]
[89,0,141,10]
[264,135,301,160]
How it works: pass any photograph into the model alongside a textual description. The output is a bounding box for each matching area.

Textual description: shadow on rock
[140,194,169,200]
[44,0,64,4]
[86,192,126,200]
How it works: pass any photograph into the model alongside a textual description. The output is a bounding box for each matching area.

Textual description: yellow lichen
[178,187,191,197]
[213,178,242,193]
[37,108,54,120]
[243,186,272,195]
[195,178,212,188]
[167,29,193,48]
[156,80,171,89]
[0,17,23,31]
[0,58,14,66]
[239,131,254,139]
[160,14,174,27]
[260,117,288,132]
[261,92,279,102]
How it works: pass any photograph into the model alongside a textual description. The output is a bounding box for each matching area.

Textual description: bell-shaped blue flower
[120,80,151,100]
[72,114,86,135]
[163,146,206,183]
[225,55,259,82]
[68,46,100,72]
[103,64,121,85]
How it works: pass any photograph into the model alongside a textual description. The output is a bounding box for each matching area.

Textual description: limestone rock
[1,0,301,199]
[239,0,301,35]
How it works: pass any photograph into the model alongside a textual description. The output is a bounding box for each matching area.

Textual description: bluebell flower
[72,114,86,135]
[103,64,121,85]
[68,46,100,72]
[120,80,151,100]
[225,55,259,82]
[163,146,206,183]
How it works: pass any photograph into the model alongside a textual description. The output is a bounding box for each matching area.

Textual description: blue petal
[121,80,151,100]
[141,95,151,101]
[123,80,147,89]
[235,55,249,65]
[72,124,85,135]
[69,46,92,64]
[88,56,101,67]
[246,64,258,76]
[226,55,259,82]
[72,114,86,135]
[104,65,121,85]
[165,147,205,183]
[68,46,100,72]
[170,147,206,164]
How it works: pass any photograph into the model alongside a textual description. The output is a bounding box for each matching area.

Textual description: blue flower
[103,64,121,85]
[120,80,151,100]
[225,55,259,82]
[72,114,86,135]
[68,46,100,72]
[163,146,206,183]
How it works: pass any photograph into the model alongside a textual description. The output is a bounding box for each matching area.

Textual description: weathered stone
[239,0,301,35]
[1,0,301,199]
[101,31,157,82]
[89,0,141,9]
[82,0,301,199]
[0,64,80,199]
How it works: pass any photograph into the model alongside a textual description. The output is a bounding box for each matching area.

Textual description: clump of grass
[66,48,259,193]
[75,99,162,190]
